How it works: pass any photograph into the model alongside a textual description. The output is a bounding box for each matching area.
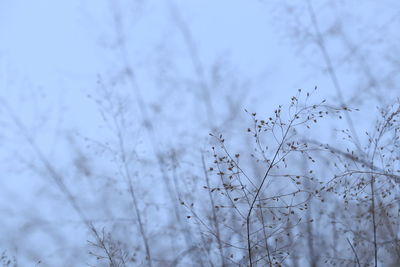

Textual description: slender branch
[201,153,226,267]
[306,0,362,154]
[246,121,293,266]
[0,101,119,267]
[346,238,361,267]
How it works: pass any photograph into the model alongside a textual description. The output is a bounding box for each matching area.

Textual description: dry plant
[2,1,400,266]
[184,89,352,266]
[183,97,400,267]
[0,251,17,267]
[306,102,400,267]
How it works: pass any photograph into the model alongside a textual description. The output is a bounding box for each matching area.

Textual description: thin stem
[201,154,226,267]
[246,121,293,266]
[370,175,378,267]
[306,0,363,154]
[346,238,361,267]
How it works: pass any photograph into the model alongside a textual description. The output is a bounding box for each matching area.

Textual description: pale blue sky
[0,0,399,265]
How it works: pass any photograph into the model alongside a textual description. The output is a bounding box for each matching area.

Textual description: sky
[0,0,399,265]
